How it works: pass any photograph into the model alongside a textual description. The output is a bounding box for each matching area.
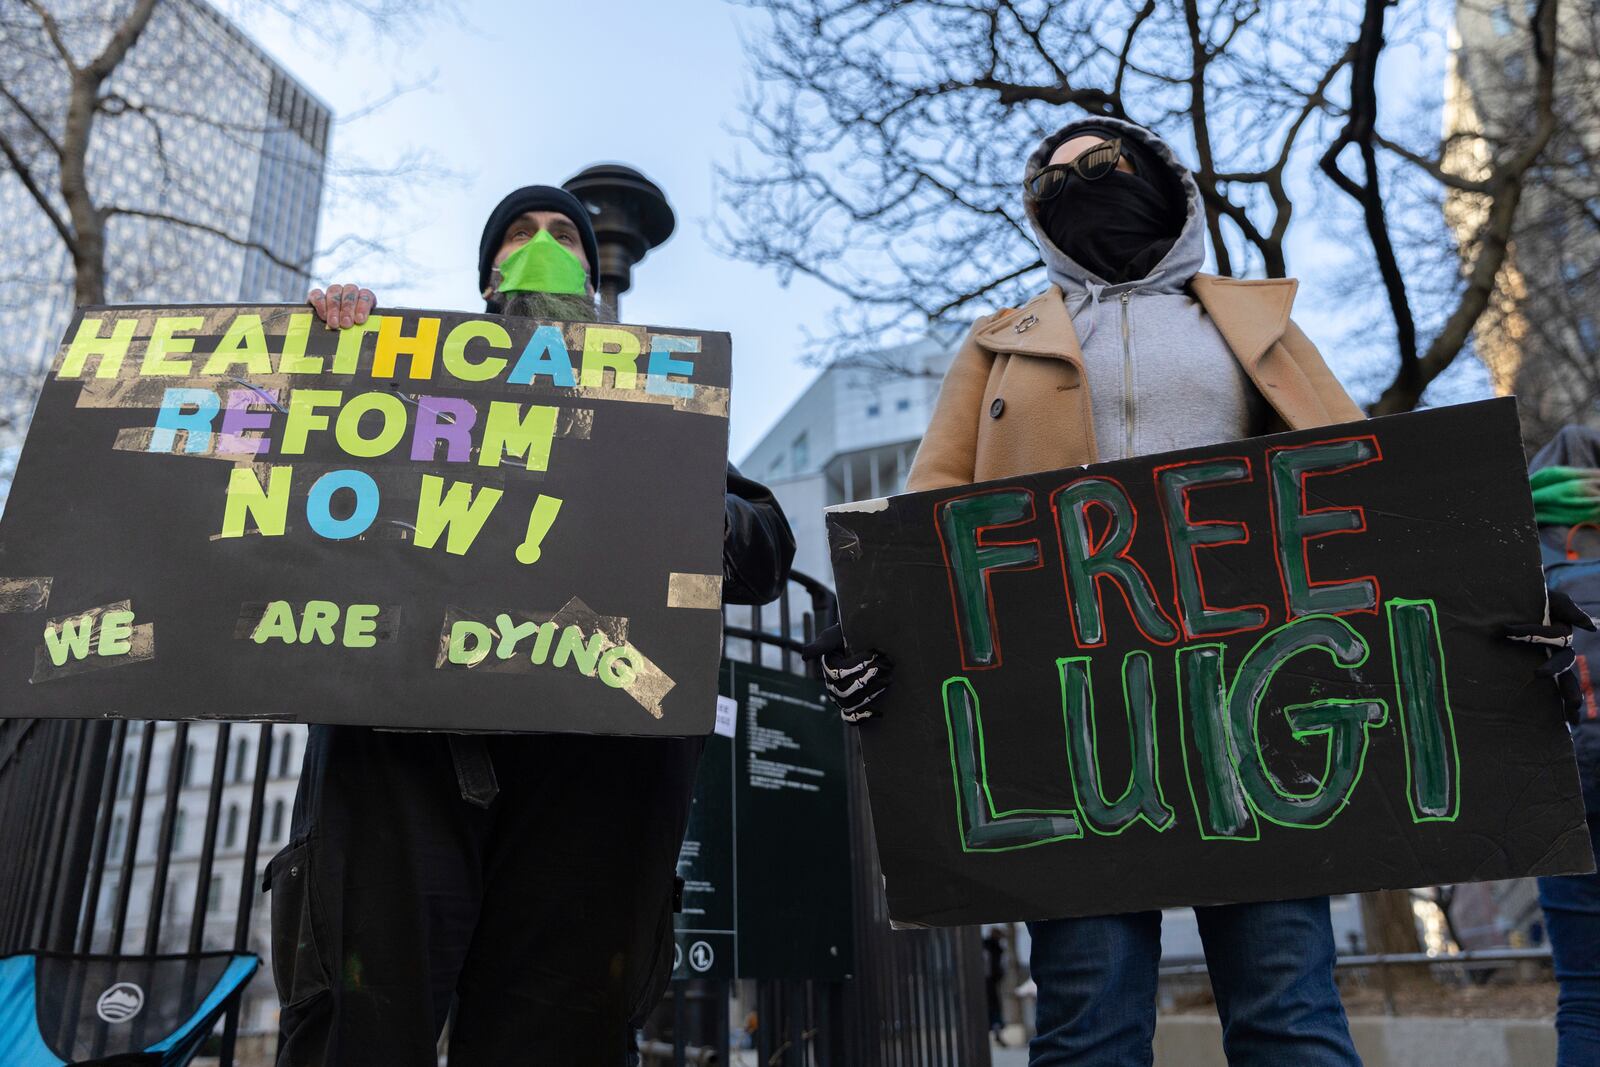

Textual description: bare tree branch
[1369,0,1563,414]
[101,207,312,275]
[18,0,74,71]
[1320,0,1416,390]
[0,126,74,251]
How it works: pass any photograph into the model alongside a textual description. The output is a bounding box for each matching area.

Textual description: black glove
[802,623,893,723]
[1505,589,1597,722]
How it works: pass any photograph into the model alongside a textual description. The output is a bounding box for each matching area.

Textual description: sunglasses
[1026,138,1125,201]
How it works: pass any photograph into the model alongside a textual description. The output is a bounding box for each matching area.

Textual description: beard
[487,283,614,324]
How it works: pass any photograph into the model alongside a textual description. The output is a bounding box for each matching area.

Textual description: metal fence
[645,570,990,1066]
[0,713,282,1061]
[0,569,989,1066]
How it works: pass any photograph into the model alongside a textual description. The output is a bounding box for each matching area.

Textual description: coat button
[990,398,1005,418]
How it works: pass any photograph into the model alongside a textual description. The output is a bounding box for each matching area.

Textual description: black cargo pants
[267,724,703,1066]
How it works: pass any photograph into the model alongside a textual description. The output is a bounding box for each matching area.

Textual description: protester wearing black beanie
[477,185,601,299]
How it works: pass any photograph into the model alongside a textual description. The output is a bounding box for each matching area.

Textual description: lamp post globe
[562,164,675,315]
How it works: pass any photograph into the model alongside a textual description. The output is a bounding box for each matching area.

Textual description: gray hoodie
[1022,117,1267,462]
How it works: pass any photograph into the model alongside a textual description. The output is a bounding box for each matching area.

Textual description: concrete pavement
[987,1015,1558,1066]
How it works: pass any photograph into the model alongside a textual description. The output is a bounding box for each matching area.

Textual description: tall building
[0,0,329,463]
[1447,0,1600,448]
[1445,0,1600,949]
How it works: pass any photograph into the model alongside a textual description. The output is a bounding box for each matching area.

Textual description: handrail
[1159,945,1554,978]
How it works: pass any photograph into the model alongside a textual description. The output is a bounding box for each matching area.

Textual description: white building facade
[740,335,956,588]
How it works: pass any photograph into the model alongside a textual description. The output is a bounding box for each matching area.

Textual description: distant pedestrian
[983,927,1007,1041]
[1524,426,1600,1067]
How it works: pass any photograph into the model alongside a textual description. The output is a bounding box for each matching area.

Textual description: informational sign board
[826,399,1593,927]
[673,660,854,980]
[0,304,731,736]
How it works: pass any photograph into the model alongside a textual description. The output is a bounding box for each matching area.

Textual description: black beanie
[477,185,601,295]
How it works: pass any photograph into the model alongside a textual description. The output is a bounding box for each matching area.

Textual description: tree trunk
[60,70,106,307]
[1360,889,1433,992]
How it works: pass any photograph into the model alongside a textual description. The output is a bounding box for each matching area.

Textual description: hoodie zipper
[1120,291,1134,458]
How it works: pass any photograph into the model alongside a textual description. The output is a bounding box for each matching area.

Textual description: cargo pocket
[265,838,332,1009]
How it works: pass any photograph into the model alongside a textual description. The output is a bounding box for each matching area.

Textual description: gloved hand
[802,623,893,723]
[1505,589,1597,722]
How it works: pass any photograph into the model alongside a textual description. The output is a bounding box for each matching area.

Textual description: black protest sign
[825,399,1593,927]
[673,660,854,980]
[0,304,731,735]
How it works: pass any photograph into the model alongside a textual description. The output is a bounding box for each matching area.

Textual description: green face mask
[496,229,588,296]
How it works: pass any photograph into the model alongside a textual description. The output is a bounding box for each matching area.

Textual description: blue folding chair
[0,951,258,1066]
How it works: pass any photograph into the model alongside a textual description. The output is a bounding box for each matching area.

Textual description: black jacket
[723,465,795,605]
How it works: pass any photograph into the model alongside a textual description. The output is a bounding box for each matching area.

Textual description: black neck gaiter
[1037,169,1184,285]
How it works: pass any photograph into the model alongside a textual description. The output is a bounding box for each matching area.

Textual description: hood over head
[1023,116,1205,295]
[1531,425,1600,475]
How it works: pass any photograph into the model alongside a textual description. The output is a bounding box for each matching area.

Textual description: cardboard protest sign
[673,661,854,981]
[0,304,731,736]
[825,399,1593,927]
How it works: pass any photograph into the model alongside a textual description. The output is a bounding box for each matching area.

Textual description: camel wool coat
[905,275,1365,493]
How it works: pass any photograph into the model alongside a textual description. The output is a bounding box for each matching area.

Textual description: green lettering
[343,604,380,648]
[201,314,272,375]
[943,676,1080,851]
[1228,615,1388,828]
[333,392,408,458]
[1176,644,1260,840]
[579,326,640,388]
[599,645,640,688]
[140,316,204,376]
[1156,459,1267,637]
[221,466,291,538]
[480,402,559,471]
[552,625,604,675]
[58,316,137,378]
[1052,477,1179,646]
[43,616,95,665]
[97,610,135,656]
[1058,652,1175,835]
[414,475,503,555]
[936,490,1040,668]
[493,614,543,659]
[528,621,559,664]
[252,601,299,644]
[1269,438,1380,617]
[298,601,339,645]
[1386,598,1461,822]
[442,320,511,382]
[448,620,492,665]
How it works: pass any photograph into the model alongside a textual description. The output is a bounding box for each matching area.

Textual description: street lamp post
[562,164,676,317]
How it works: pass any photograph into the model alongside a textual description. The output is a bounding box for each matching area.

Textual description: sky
[236,0,844,462]
[233,0,1490,461]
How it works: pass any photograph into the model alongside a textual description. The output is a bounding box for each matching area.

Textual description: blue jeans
[1027,897,1359,1066]
[1539,816,1600,1067]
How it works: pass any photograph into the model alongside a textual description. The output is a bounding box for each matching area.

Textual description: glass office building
[0,0,329,462]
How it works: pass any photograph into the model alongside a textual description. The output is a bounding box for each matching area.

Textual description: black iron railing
[0,714,284,1061]
[653,571,989,1067]
[0,568,987,1066]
